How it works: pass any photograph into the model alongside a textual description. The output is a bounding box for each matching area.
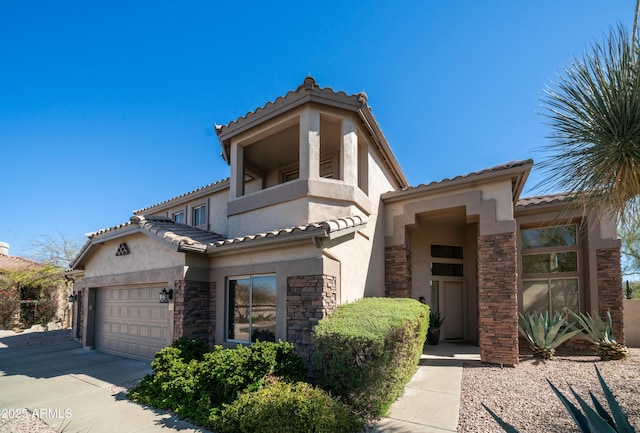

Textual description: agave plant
[569,310,628,361]
[518,311,579,359]
[483,365,636,432]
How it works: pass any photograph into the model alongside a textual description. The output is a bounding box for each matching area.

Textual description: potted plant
[427,310,445,345]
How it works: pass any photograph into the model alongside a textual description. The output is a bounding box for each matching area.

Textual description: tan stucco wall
[481,181,515,222]
[83,233,185,278]
[207,190,231,236]
[384,179,517,246]
[228,187,370,238]
[624,299,640,347]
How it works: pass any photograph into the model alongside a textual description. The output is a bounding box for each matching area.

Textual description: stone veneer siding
[287,275,337,368]
[173,280,214,343]
[385,245,412,298]
[597,247,624,344]
[477,232,519,365]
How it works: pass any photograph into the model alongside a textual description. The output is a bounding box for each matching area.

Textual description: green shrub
[214,379,365,433]
[169,336,209,361]
[518,311,579,359]
[569,310,628,360]
[128,339,307,429]
[312,297,429,418]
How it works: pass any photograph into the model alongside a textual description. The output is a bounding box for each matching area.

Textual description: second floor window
[193,205,206,226]
[173,211,185,224]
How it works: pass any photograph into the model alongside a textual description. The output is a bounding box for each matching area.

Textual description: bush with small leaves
[128,339,307,430]
[214,379,365,433]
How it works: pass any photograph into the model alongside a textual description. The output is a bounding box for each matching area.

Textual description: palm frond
[537,24,640,223]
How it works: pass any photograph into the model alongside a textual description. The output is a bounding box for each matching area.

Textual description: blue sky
[0,1,635,259]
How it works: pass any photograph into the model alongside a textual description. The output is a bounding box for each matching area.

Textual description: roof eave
[217,91,364,162]
[207,228,327,254]
[382,160,534,203]
[357,106,408,189]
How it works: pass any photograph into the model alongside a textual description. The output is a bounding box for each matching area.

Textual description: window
[281,159,333,183]
[173,211,185,224]
[522,252,577,274]
[523,279,579,316]
[227,274,276,343]
[521,225,576,249]
[521,225,579,315]
[431,245,463,260]
[282,169,299,183]
[430,280,440,314]
[431,263,464,277]
[319,159,333,178]
[192,205,206,226]
[430,244,463,277]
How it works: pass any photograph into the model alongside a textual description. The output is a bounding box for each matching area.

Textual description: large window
[521,225,579,316]
[227,274,276,343]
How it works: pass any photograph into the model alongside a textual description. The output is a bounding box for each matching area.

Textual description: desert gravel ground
[457,348,640,432]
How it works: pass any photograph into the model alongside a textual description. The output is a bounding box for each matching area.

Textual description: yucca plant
[518,311,580,359]
[569,310,628,361]
[483,365,636,432]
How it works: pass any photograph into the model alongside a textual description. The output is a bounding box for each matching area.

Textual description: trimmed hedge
[312,297,429,417]
[214,379,365,433]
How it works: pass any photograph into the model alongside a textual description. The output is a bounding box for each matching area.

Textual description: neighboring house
[0,242,69,329]
[66,77,622,365]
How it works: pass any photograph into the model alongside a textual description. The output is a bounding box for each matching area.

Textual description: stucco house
[67,77,623,366]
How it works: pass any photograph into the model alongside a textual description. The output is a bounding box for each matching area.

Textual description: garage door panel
[95,286,168,361]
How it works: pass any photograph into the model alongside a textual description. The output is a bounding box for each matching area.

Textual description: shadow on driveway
[0,329,210,433]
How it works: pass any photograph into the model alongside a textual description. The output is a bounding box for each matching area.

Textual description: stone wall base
[287,275,337,369]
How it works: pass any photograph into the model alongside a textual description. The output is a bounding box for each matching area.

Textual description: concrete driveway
[0,329,210,433]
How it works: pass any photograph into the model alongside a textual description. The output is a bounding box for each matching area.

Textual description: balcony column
[341,117,358,186]
[299,108,320,180]
[229,140,244,199]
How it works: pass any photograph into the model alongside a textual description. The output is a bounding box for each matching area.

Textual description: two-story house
[67,77,623,366]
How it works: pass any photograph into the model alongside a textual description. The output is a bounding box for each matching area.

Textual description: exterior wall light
[68,293,78,303]
[159,288,173,303]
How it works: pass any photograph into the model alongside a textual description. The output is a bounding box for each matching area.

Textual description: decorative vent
[116,243,130,256]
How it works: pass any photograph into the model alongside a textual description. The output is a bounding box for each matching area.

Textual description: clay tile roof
[215,76,366,136]
[406,160,533,191]
[0,253,39,271]
[516,192,573,208]
[212,215,367,250]
[133,178,230,214]
[130,215,225,251]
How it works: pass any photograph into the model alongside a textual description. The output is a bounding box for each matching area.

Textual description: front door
[443,280,464,340]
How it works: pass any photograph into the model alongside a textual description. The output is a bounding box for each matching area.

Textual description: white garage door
[95,286,169,361]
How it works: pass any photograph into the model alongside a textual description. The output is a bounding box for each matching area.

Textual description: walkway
[371,342,481,433]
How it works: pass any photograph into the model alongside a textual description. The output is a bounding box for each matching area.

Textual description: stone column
[477,232,519,365]
[173,280,214,343]
[597,247,624,344]
[385,245,412,298]
[287,275,337,368]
